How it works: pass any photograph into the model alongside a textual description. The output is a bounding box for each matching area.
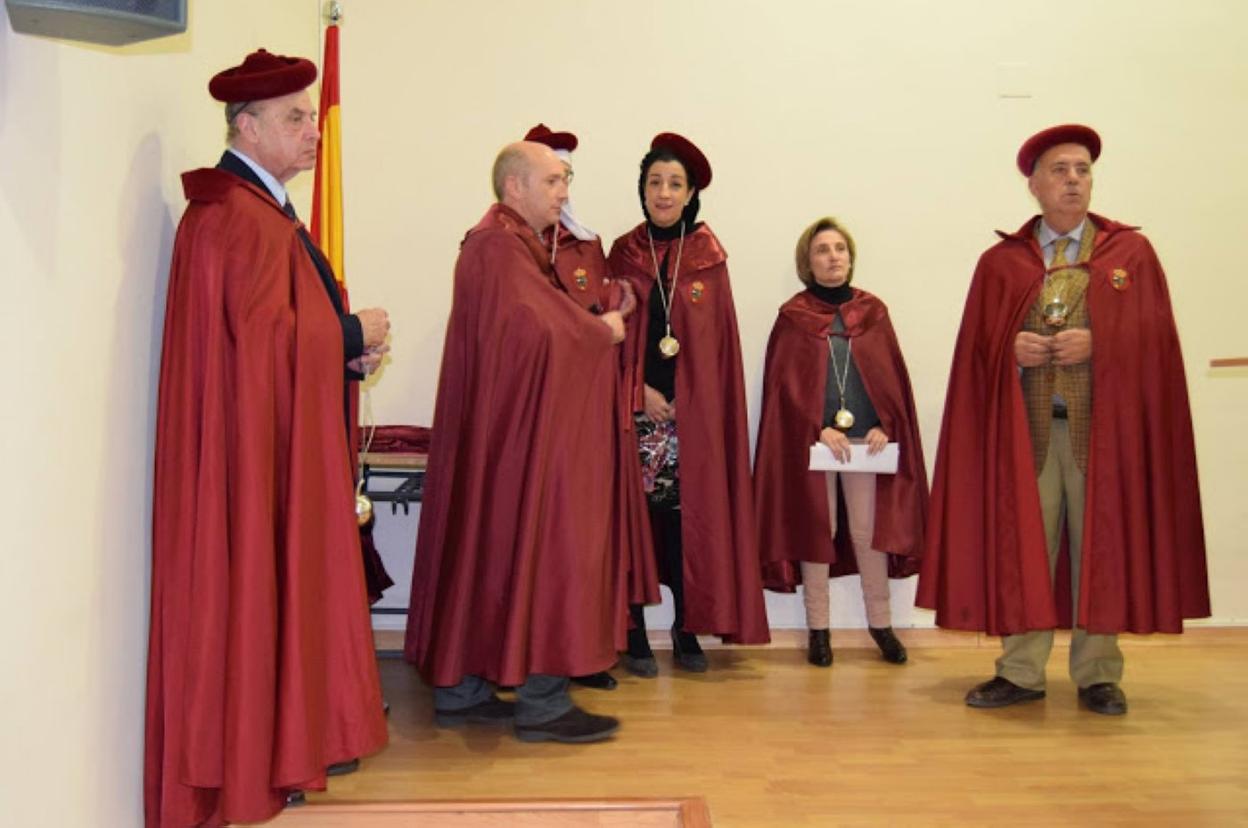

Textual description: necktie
[1052,236,1071,267]
[282,199,298,221]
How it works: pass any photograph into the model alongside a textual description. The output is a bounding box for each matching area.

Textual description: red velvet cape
[404,204,622,686]
[916,214,1210,635]
[608,222,770,644]
[755,289,929,591]
[146,169,387,827]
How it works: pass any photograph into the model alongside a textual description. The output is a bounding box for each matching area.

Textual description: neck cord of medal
[354,388,377,526]
[647,221,686,359]
[827,333,855,431]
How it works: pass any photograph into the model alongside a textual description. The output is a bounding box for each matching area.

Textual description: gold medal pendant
[834,408,855,431]
[355,492,373,526]
[1043,300,1069,328]
[659,335,680,359]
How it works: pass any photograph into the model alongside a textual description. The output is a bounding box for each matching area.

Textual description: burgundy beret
[651,132,712,190]
[524,123,578,152]
[1017,124,1101,175]
[209,48,317,103]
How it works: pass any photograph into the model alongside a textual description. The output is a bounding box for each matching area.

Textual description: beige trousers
[801,472,892,629]
[996,419,1124,690]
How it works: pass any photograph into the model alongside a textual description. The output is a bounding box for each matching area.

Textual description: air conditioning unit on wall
[5,0,187,46]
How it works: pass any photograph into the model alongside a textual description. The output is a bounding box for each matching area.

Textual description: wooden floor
[308,629,1248,827]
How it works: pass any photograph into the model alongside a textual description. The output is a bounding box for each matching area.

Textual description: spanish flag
[311,20,344,291]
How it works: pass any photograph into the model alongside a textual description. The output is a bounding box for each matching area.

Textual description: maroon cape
[405,204,621,687]
[755,289,928,590]
[608,222,770,644]
[146,170,387,827]
[916,214,1210,636]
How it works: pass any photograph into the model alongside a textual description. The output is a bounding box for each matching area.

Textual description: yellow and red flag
[311,20,345,293]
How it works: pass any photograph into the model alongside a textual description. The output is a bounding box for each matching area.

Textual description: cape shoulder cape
[146,168,386,827]
[916,214,1209,635]
[755,288,928,590]
[607,222,770,643]
[405,204,622,686]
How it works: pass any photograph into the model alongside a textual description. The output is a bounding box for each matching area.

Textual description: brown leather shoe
[1079,682,1127,716]
[434,694,516,727]
[807,629,832,667]
[965,676,1045,708]
[514,706,620,743]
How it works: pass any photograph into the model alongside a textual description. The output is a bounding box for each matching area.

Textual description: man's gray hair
[491,144,530,201]
[225,100,252,144]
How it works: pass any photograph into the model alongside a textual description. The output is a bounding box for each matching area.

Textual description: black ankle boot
[671,628,707,672]
[869,626,907,664]
[807,628,832,667]
[623,625,658,678]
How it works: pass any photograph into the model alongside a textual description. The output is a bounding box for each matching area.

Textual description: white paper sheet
[808,442,899,474]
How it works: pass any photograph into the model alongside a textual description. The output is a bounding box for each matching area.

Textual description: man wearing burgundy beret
[145,49,389,827]
[917,124,1210,716]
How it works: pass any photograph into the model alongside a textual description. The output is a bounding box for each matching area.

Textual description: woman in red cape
[755,217,928,666]
[607,132,770,677]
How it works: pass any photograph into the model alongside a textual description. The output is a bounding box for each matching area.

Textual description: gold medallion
[834,408,855,430]
[659,335,680,359]
[355,492,374,527]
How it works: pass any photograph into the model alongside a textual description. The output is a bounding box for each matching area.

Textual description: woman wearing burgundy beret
[607,133,770,676]
[754,217,929,667]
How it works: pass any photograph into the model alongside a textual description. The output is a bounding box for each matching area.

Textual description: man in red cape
[404,141,626,743]
[146,50,390,827]
[917,124,1209,716]
[522,124,653,692]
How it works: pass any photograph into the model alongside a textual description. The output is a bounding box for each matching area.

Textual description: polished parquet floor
[309,630,1248,827]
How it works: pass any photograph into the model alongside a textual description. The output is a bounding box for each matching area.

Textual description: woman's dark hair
[638,148,701,227]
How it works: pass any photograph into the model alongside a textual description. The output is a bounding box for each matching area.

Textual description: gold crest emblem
[573,268,589,291]
[1110,268,1130,291]
[690,280,706,303]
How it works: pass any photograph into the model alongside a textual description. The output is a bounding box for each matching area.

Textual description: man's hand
[864,426,889,456]
[600,310,626,344]
[348,343,389,375]
[1015,331,1052,368]
[820,426,852,463]
[643,383,675,423]
[616,281,637,319]
[1052,327,1092,366]
[356,307,390,349]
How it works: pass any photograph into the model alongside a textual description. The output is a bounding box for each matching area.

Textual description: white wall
[2,1,1246,822]
[352,0,1248,630]
[0,3,320,824]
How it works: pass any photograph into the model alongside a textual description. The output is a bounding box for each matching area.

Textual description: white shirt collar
[227,147,288,207]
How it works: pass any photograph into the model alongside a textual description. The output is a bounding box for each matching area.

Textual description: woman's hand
[819,426,852,463]
[643,383,675,423]
[864,426,889,456]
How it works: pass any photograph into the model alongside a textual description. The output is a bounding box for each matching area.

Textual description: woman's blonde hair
[795,216,857,286]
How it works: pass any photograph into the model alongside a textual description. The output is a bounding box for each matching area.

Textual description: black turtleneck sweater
[644,221,701,402]
[808,283,880,438]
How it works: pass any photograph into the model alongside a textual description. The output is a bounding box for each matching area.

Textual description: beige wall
[0,2,319,823]
[2,0,1245,821]
[353,0,1248,630]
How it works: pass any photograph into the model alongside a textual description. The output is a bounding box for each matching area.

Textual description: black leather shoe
[868,626,908,664]
[965,676,1046,708]
[434,693,516,727]
[807,628,832,667]
[326,758,359,777]
[571,671,618,690]
[621,654,659,678]
[671,628,708,672]
[514,706,620,743]
[285,791,306,808]
[1079,682,1128,716]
